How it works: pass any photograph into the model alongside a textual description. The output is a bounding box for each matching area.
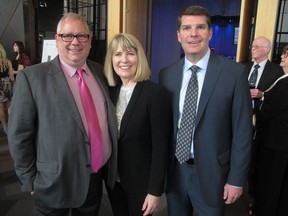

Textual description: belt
[186,158,195,165]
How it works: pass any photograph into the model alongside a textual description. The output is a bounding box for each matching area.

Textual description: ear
[208,28,213,41]
[177,30,181,43]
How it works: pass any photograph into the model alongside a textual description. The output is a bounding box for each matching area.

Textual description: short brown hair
[282,45,288,55]
[178,5,211,30]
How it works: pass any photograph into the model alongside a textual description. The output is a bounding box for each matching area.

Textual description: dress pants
[166,158,224,216]
[254,147,288,216]
[33,169,103,216]
[106,181,151,216]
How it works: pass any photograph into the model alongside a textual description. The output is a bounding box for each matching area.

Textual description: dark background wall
[150,0,242,81]
[1,0,242,72]
[0,0,25,60]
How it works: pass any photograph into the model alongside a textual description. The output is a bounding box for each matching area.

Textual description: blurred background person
[104,33,172,216]
[254,44,288,216]
[0,44,14,134]
[246,36,284,215]
[247,36,284,109]
[11,41,31,78]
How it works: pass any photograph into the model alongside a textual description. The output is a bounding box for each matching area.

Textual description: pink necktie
[77,68,102,172]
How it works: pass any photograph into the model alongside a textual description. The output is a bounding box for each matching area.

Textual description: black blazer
[246,60,284,110]
[109,80,172,196]
[256,75,288,152]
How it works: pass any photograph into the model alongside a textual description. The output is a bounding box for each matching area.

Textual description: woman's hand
[142,194,160,215]
[18,64,24,71]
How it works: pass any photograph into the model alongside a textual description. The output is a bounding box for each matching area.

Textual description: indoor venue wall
[0,0,25,60]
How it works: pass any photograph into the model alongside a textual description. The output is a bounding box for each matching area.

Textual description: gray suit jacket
[8,57,118,208]
[159,52,252,207]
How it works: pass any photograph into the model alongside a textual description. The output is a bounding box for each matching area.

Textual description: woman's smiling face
[112,44,138,82]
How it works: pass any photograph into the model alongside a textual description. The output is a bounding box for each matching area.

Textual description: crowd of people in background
[0,44,14,134]
[0,41,30,135]
[3,4,288,216]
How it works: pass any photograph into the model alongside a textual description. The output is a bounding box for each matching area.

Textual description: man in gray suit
[159,5,252,216]
[8,13,117,216]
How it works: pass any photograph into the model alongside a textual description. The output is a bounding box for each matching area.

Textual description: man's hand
[142,194,160,216]
[223,183,243,204]
[250,88,263,99]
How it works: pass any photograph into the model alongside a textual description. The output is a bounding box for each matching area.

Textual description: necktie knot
[254,64,260,69]
[190,65,200,74]
[77,68,84,79]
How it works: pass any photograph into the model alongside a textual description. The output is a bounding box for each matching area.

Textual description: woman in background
[104,33,172,216]
[0,44,14,134]
[12,41,30,78]
[254,45,288,216]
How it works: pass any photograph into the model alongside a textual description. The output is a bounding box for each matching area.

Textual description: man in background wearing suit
[159,5,252,216]
[246,36,283,214]
[8,13,117,216]
[247,36,284,111]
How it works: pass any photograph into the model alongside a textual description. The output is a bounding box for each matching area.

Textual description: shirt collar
[184,49,210,73]
[254,59,268,69]
[59,57,88,77]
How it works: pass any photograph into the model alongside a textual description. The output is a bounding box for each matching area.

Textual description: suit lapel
[171,60,185,133]
[195,53,222,128]
[49,57,86,135]
[257,60,271,89]
[119,82,144,138]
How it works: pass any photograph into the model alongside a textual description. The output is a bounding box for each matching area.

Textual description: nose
[71,36,80,44]
[189,27,197,37]
[120,54,128,62]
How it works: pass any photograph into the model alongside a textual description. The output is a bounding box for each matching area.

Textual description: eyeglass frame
[249,45,268,50]
[282,51,288,58]
[57,33,90,42]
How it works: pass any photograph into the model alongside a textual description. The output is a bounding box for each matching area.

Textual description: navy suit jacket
[159,52,252,207]
[109,80,172,196]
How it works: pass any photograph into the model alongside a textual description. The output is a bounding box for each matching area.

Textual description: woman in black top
[12,41,31,78]
[254,45,288,216]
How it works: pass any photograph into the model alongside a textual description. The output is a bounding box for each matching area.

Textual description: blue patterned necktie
[175,65,200,164]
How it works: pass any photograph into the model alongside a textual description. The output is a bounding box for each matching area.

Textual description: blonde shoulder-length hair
[104,33,150,86]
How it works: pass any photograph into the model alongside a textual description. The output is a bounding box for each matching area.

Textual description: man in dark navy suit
[159,5,252,216]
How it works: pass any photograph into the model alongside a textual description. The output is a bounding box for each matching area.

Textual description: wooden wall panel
[236,0,254,63]
[124,0,150,54]
[107,0,123,44]
[254,0,280,58]
[107,0,151,61]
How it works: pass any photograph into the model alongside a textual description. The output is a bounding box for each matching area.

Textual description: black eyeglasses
[57,34,90,42]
